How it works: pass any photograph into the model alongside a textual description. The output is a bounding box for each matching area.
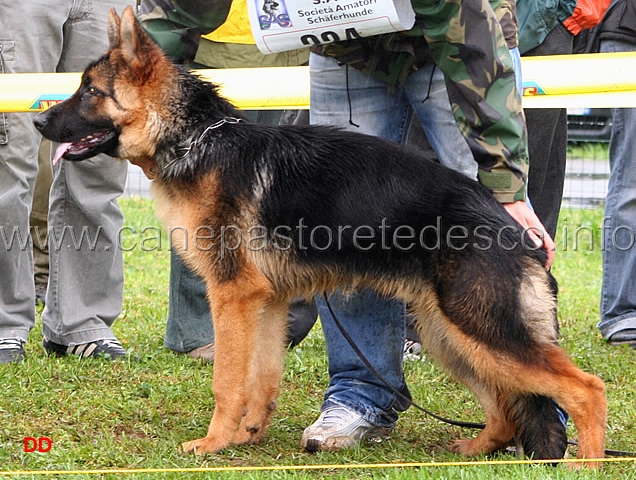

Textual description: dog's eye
[87,86,97,95]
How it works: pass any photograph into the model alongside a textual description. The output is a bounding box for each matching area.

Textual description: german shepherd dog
[34,6,607,466]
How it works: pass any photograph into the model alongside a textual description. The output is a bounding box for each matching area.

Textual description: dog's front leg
[181,268,275,455]
[232,300,289,446]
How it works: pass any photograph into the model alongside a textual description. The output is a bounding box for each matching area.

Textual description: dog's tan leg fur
[232,301,289,446]
[411,295,515,456]
[512,346,607,465]
[450,385,515,456]
[181,264,279,454]
[411,291,606,465]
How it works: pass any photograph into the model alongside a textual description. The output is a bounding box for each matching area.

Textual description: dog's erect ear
[107,8,121,49]
[119,5,148,64]
[107,5,168,84]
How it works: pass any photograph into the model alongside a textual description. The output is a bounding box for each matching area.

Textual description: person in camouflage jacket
[315,0,528,202]
[139,0,552,254]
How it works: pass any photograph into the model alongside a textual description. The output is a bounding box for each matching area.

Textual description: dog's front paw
[181,436,229,455]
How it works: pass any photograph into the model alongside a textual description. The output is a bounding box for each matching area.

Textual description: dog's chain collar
[162,116,244,172]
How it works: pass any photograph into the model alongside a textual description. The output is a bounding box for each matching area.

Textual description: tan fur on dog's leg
[181,267,275,454]
[536,347,607,467]
[491,346,606,468]
[232,300,289,445]
[411,294,514,456]
[450,385,515,456]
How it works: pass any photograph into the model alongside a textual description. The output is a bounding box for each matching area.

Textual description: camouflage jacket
[137,0,232,62]
[139,0,527,202]
[317,0,526,202]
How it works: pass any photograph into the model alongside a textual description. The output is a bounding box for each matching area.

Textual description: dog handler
[303,0,564,451]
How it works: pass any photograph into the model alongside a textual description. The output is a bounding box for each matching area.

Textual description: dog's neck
[159,116,245,176]
[149,68,246,181]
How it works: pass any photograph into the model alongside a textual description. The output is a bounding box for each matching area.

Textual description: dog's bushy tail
[509,394,568,460]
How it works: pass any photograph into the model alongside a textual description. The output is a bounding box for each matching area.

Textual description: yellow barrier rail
[1,52,636,112]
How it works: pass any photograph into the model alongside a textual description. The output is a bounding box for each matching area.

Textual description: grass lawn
[0,198,634,479]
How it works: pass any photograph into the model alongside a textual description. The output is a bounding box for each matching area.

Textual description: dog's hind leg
[232,300,289,446]
[508,345,607,466]
[411,296,515,456]
[449,382,516,456]
[458,344,605,466]
[181,265,279,454]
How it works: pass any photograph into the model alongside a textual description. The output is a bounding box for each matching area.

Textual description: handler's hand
[503,201,555,269]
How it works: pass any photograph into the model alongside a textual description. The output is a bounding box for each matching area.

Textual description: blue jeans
[315,291,410,428]
[164,249,215,353]
[599,39,636,339]
[310,53,476,427]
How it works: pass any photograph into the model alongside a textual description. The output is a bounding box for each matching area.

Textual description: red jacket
[563,0,612,35]
[517,0,612,53]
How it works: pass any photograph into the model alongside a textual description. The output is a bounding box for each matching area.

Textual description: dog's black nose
[33,112,47,132]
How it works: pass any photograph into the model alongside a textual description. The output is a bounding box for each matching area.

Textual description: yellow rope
[1,457,635,476]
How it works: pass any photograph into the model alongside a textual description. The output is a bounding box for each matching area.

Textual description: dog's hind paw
[450,437,508,457]
[181,436,229,455]
[450,439,480,456]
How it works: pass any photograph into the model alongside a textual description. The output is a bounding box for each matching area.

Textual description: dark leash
[322,293,636,458]
[322,293,484,430]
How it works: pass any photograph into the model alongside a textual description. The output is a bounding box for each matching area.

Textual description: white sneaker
[403,339,424,361]
[301,405,392,452]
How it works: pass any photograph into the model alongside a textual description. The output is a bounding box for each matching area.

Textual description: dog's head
[262,0,280,15]
[33,6,175,175]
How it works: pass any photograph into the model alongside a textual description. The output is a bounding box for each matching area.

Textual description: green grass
[0,198,634,479]
[567,142,610,161]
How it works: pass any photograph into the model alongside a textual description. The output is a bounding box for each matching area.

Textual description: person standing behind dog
[517,0,611,240]
[594,0,636,348]
[0,0,133,363]
[302,0,559,452]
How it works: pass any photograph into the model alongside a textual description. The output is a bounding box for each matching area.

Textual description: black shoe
[43,338,127,360]
[0,338,26,364]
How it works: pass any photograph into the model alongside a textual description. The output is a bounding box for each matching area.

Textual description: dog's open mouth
[53,130,118,164]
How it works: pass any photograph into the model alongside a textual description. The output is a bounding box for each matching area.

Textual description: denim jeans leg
[164,248,215,352]
[315,290,409,428]
[404,64,477,180]
[599,39,636,338]
[309,53,412,142]
[309,53,411,427]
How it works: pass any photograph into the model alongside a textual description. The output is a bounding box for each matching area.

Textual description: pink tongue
[53,143,72,165]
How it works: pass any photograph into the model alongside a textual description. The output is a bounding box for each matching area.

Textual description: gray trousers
[0,0,131,345]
